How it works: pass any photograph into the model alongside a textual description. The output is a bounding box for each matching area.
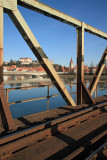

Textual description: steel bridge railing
[5,83,76,110]
[5,80,107,109]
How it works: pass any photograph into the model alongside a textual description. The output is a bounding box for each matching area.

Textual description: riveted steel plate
[20,0,34,6]
[0,0,17,11]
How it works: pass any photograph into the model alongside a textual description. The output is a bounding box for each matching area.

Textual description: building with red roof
[74,65,90,74]
[37,67,45,72]
[3,65,16,71]
[19,58,33,64]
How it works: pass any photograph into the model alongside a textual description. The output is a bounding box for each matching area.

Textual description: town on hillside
[3,57,107,75]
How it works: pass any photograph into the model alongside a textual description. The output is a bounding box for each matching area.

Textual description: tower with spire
[70,58,74,68]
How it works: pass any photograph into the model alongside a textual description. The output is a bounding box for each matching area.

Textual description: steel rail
[85,141,107,160]
[8,92,76,105]
[9,94,59,105]
[18,0,107,40]
[0,102,106,145]
[63,130,107,160]
[0,103,106,159]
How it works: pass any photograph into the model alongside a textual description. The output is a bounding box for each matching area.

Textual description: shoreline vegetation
[3,73,107,85]
[60,74,107,80]
[3,72,107,80]
[45,74,107,80]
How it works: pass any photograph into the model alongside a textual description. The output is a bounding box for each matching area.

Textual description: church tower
[70,58,74,68]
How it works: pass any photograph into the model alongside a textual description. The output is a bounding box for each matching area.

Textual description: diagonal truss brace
[18,0,107,40]
[0,7,16,131]
[8,9,76,106]
[0,82,16,131]
[0,0,17,11]
[88,47,107,96]
[82,80,95,104]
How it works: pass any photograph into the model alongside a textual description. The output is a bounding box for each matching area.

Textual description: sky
[3,0,107,67]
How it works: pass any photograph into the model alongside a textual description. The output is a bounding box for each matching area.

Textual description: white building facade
[19,58,33,64]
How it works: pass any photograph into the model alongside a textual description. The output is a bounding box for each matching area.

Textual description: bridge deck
[4,105,107,160]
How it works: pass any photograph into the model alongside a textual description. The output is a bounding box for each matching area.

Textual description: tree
[16,61,22,67]
[58,65,62,72]
[90,61,94,68]
[8,59,15,66]
[90,61,94,75]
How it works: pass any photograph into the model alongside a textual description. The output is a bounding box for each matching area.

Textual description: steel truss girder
[76,25,84,105]
[0,82,16,131]
[18,0,107,40]
[0,7,16,131]
[1,0,106,39]
[0,0,17,11]
[88,47,107,95]
[76,25,95,105]
[82,80,95,104]
[8,9,76,106]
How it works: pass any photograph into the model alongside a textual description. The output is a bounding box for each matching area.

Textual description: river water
[4,75,107,119]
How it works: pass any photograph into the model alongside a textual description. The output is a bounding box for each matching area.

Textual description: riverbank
[4,74,107,85]
[45,74,107,80]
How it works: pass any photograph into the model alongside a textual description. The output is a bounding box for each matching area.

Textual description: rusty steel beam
[8,9,76,106]
[0,7,3,82]
[76,24,84,105]
[0,7,16,131]
[0,102,106,145]
[89,47,107,95]
[82,80,96,105]
[0,0,17,11]
[0,84,16,131]
[85,142,107,160]
[0,104,106,158]
[76,24,95,105]
[9,94,58,105]
[63,130,107,160]
[18,0,107,40]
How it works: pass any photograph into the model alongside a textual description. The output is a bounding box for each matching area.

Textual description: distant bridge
[3,71,47,77]
[3,71,67,77]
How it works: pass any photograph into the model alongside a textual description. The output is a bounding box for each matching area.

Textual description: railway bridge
[0,0,107,159]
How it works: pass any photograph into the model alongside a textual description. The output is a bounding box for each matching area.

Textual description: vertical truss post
[6,89,9,102]
[0,7,16,131]
[88,47,107,95]
[95,85,97,98]
[76,23,95,105]
[81,80,95,104]
[76,23,84,105]
[0,7,3,83]
[8,9,76,106]
[47,85,49,110]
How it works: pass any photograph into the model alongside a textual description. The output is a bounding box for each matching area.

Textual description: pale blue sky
[3,0,107,67]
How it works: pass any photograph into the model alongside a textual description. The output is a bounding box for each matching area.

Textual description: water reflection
[4,75,29,81]
[3,75,107,119]
[98,82,107,89]
[4,75,52,88]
